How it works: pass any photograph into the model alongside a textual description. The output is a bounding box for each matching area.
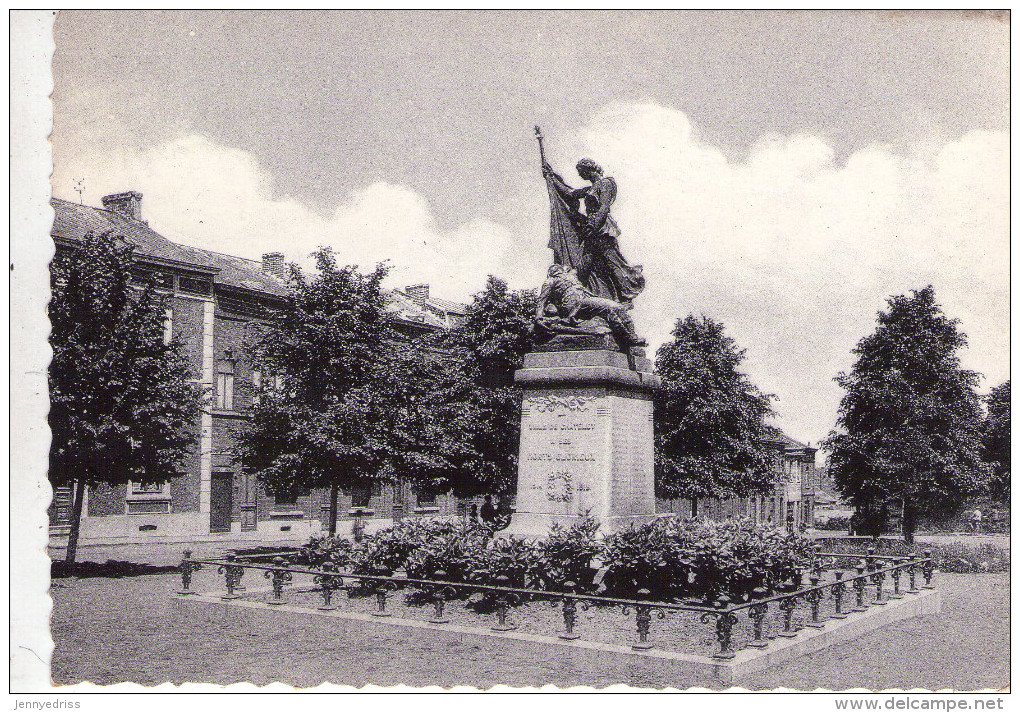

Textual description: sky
[50,10,1010,452]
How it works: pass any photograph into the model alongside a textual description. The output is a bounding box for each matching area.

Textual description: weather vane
[73,178,85,205]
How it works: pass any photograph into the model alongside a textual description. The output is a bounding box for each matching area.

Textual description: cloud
[53,134,524,301]
[580,103,1008,445]
[52,106,1008,447]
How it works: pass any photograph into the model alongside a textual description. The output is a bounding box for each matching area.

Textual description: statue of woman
[541,157,645,305]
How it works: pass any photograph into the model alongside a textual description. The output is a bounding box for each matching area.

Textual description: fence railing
[175,545,936,660]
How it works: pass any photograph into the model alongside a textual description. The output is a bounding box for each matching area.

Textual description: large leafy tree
[234,249,392,533]
[654,315,779,512]
[824,286,990,543]
[983,380,1010,503]
[378,276,536,500]
[49,231,201,564]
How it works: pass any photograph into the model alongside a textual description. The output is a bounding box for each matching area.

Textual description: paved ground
[49,570,1008,690]
[48,540,302,568]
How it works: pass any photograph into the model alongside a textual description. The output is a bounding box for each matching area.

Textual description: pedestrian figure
[969,508,982,534]
[480,494,497,525]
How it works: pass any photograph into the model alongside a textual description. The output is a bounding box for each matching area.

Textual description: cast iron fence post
[907,554,919,593]
[626,588,659,651]
[746,588,769,649]
[805,576,825,629]
[314,563,343,611]
[871,566,886,605]
[921,551,935,589]
[705,595,738,660]
[830,572,848,619]
[852,562,868,611]
[777,594,799,638]
[559,580,580,640]
[218,554,244,600]
[889,559,904,599]
[264,556,293,605]
[177,550,202,595]
[491,574,520,631]
[428,570,457,625]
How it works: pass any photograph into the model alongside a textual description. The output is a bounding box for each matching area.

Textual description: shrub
[601,522,687,600]
[301,515,816,603]
[465,535,540,589]
[404,525,489,581]
[533,517,603,592]
[815,515,852,531]
[601,518,813,602]
[298,534,357,568]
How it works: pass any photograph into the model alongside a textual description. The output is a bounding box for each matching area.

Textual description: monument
[505,128,661,536]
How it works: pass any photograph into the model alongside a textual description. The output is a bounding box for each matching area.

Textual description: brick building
[48,192,469,546]
[657,433,820,530]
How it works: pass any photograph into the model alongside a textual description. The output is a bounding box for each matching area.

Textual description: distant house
[48,192,470,546]
[656,432,821,530]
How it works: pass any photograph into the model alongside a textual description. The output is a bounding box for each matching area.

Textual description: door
[210,472,233,533]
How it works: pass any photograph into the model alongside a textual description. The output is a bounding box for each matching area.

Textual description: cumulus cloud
[580,103,1008,445]
[52,105,1008,446]
[53,134,523,300]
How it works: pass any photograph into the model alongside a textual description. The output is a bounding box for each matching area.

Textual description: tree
[49,231,200,564]
[654,315,779,512]
[377,276,536,500]
[824,286,990,543]
[450,276,537,498]
[234,248,392,534]
[983,380,1010,503]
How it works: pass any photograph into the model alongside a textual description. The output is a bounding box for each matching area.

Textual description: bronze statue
[536,126,645,306]
[535,264,645,347]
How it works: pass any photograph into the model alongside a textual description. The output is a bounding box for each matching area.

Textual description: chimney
[261,252,287,280]
[405,283,430,304]
[101,191,144,221]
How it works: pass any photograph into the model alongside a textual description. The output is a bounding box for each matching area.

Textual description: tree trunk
[327,483,339,536]
[902,500,917,546]
[691,497,699,518]
[63,479,87,566]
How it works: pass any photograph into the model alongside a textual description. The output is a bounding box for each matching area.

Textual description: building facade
[49,192,470,546]
[656,433,820,530]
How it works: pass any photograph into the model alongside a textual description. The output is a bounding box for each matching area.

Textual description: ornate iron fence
[176,549,936,660]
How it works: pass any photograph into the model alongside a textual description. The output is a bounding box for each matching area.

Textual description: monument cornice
[515,350,660,392]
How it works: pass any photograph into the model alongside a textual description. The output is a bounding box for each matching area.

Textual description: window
[251,369,261,407]
[132,267,173,289]
[163,307,173,345]
[127,500,171,514]
[179,274,213,296]
[351,484,371,509]
[216,360,235,410]
[416,489,437,507]
[275,489,298,506]
[131,481,167,495]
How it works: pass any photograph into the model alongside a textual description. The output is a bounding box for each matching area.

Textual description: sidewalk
[47,539,302,567]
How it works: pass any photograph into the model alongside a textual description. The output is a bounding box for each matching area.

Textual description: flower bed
[296,516,815,602]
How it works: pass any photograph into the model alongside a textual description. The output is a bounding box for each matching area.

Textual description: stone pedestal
[503,350,661,537]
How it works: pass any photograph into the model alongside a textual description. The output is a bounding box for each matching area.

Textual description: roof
[390,288,469,329]
[50,197,288,297]
[769,431,816,452]
[384,290,453,330]
[51,197,469,330]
